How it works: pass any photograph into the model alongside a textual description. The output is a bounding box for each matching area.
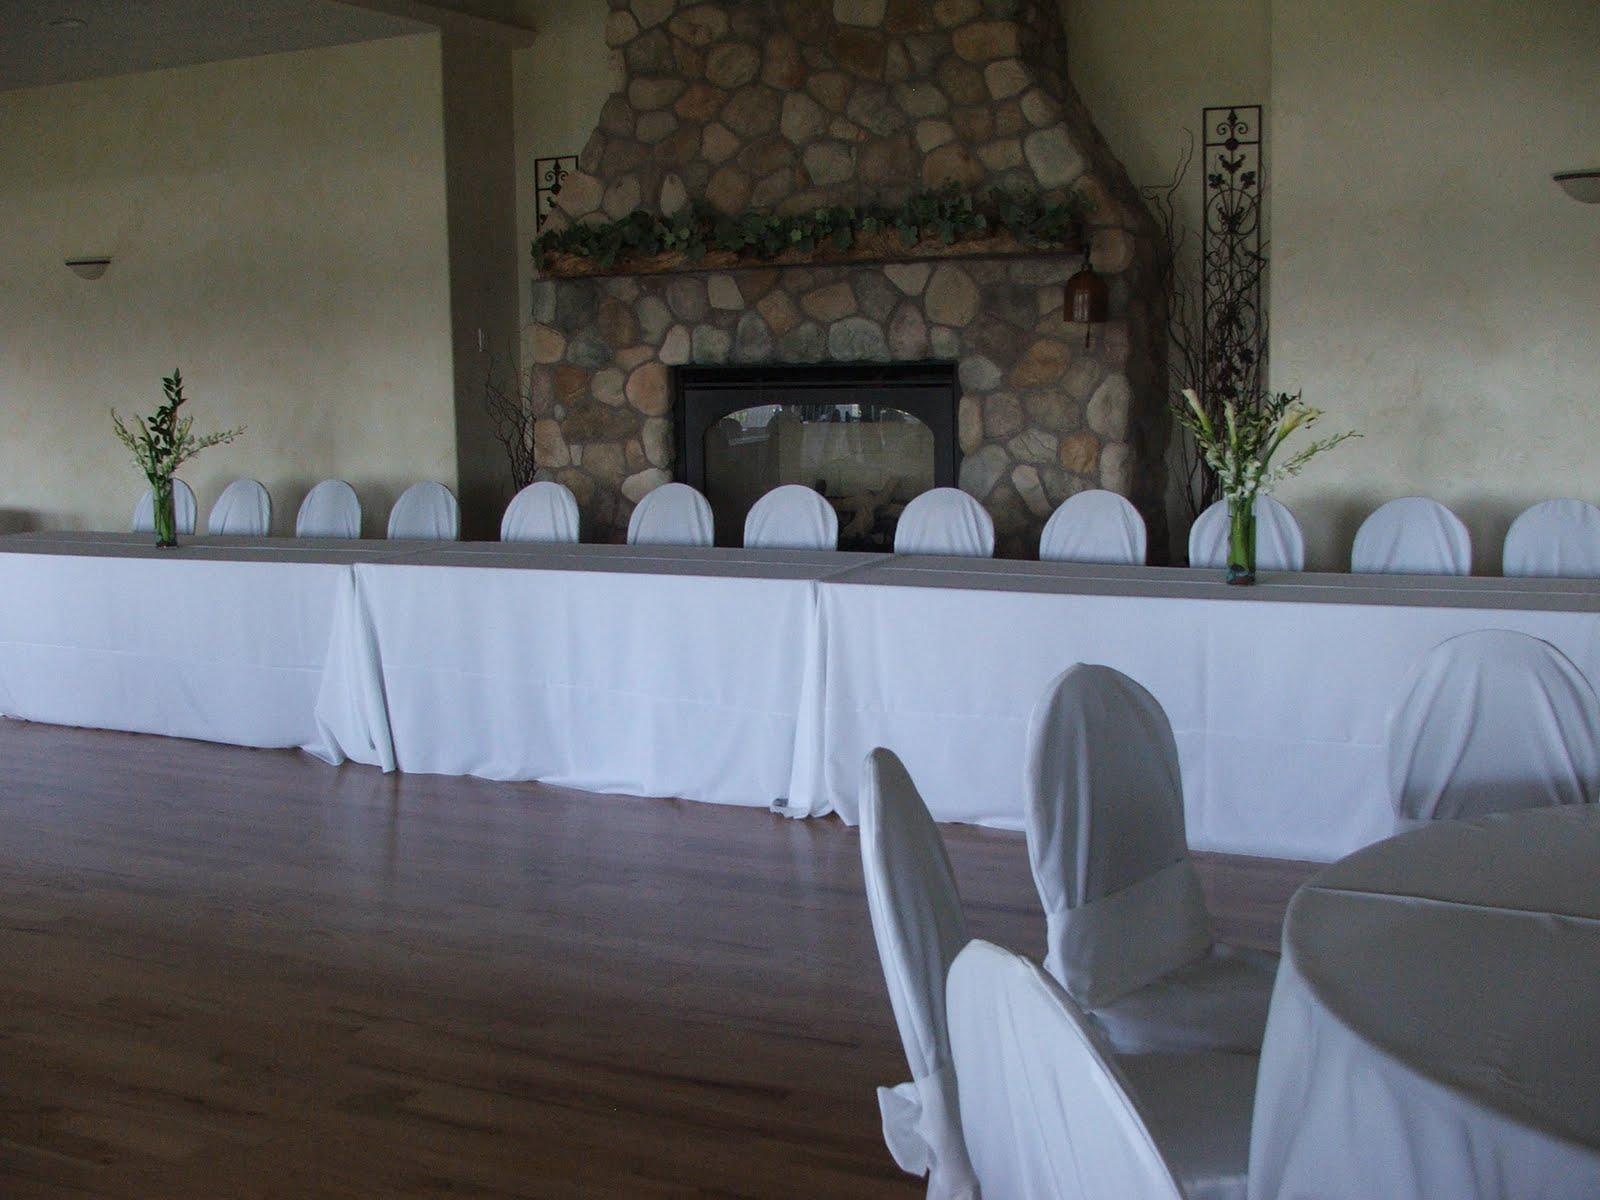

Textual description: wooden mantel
[534,228,1085,282]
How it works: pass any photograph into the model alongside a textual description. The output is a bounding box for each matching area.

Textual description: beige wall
[1270,0,1600,571]
[1069,0,1600,571]
[441,33,522,536]
[1064,0,1270,549]
[0,35,457,536]
[511,0,611,319]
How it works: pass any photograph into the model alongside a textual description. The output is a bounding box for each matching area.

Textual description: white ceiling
[0,0,434,92]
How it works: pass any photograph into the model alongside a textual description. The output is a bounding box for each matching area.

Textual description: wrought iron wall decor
[1201,106,1264,410]
[534,155,578,232]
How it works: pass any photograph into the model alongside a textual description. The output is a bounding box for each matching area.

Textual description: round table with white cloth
[1248,805,1600,1200]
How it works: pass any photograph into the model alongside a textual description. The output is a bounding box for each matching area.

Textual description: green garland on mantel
[532,184,1086,273]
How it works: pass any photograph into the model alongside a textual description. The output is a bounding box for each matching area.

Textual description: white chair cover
[207,478,272,536]
[1038,489,1147,565]
[1350,496,1470,575]
[626,482,714,547]
[859,749,979,1200]
[130,479,197,535]
[1187,495,1304,572]
[295,479,362,539]
[1388,629,1600,823]
[500,481,580,543]
[1502,498,1600,578]
[947,940,1255,1200]
[1025,664,1275,1053]
[895,488,994,558]
[387,481,460,540]
[743,484,838,551]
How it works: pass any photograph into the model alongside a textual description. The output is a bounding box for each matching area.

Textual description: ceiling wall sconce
[65,256,111,280]
[1553,170,1600,204]
[1064,240,1108,348]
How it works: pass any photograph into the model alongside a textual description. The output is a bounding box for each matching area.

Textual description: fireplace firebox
[672,363,960,551]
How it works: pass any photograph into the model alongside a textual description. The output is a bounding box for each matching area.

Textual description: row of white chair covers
[132,479,460,540]
[948,940,1256,1200]
[135,477,1600,575]
[1190,494,1600,577]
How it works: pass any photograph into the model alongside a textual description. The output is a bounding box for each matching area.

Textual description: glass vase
[151,476,178,549]
[1226,493,1256,585]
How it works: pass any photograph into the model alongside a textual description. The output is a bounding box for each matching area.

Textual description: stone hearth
[524,0,1168,558]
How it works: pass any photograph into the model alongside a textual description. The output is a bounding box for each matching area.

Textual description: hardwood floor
[0,719,1315,1198]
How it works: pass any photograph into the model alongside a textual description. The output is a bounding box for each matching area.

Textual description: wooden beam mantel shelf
[535,229,1084,282]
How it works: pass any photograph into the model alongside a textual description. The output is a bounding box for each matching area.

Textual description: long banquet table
[4,533,1600,861]
[783,557,1600,860]
[312,541,887,808]
[0,532,414,755]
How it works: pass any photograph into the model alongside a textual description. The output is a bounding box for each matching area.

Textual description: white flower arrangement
[1174,387,1357,503]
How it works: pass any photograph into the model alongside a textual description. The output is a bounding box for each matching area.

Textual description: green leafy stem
[112,368,244,485]
[532,184,1087,273]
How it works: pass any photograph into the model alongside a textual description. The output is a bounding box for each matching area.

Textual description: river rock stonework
[525,0,1168,557]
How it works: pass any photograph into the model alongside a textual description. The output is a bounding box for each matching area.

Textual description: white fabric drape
[296,479,362,539]
[895,489,994,558]
[744,485,839,551]
[1024,664,1273,1053]
[1188,496,1304,572]
[1249,808,1600,1200]
[1503,498,1600,578]
[1387,628,1600,823]
[0,533,371,753]
[500,481,580,543]
[311,544,883,806]
[1351,496,1471,575]
[387,481,459,540]
[1038,489,1146,565]
[627,482,714,547]
[130,479,197,535]
[948,940,1255,1200]
[785,559,1600,861]
[860,749,979,1200]
[208,478,273,536]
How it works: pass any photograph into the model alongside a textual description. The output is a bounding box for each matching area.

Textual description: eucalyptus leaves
[532,184,1085,273]
[113,369,243,547]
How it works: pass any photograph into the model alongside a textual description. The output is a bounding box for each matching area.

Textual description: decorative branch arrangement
[532,184,1086,273]
[479,350,538,493]
[112,368,243,547]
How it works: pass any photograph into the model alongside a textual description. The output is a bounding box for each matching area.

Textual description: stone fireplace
[524,0,1168,558]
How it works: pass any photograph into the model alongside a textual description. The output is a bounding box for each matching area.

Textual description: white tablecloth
[312,543,887,808]
[1249,806,1600,1200]
[786,558,1600,859]
[0,533,413,753]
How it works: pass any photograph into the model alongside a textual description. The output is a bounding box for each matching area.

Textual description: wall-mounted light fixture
[65,256,111,280]
[1553,170,1600,204]
[1064,241,1108,348]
